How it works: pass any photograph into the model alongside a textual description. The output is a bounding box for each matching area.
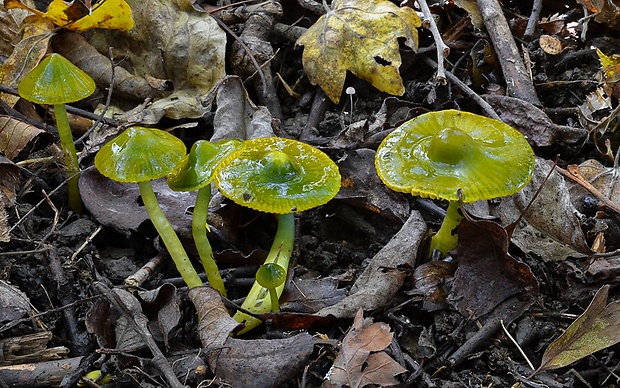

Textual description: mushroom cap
[167,139,244,192]
[18,53,96,105]
[95,126,186,183]
[256,263,286,289]
[214,137,341,214]
[375,110,535,202]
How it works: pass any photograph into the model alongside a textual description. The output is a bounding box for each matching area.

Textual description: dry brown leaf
[86,0,226,123]
[0,155,19,242]
[0,16,53,107]
[323,309,406,388]
[537,285,620,372]
[189,286,326,388]
[335,148,409,223]
[296,0,421,103]
[0,115,50,159]
[452,218,538,320]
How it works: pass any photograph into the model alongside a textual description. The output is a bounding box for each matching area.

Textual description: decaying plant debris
[1,0,620,387]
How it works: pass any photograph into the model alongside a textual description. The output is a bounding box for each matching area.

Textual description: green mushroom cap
[95,126,186,183]
[18,53,96,105]
[167,139,244,192]
[375,110,535,202]
[214,137,341,214]
[256,263,286,289]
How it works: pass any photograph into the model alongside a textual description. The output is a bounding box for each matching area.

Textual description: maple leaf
[324,309,407,388]
[296,0,421,103]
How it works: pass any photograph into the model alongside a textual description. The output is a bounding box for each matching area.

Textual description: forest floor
[1,0,620,387]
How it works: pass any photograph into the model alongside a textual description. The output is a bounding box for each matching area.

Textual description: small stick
[124,253,168,288]
[421,56,499,120]
[416,0,449,84]
[70,226,102,261]
[500,319,535,371]
[524,0,542,39]
[477,0,541,106]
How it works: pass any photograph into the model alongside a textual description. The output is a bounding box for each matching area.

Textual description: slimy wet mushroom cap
[375,109,536,202]
[214,137,341,214]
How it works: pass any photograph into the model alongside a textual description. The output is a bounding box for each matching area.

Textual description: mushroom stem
[192,185,227,296]
[429,200,463,256]
[138,181,203,289]
[233,213,295,334]
[53,104,82,213]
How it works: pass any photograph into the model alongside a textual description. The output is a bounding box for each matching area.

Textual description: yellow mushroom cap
[18,53,96,105]
[167,139,245,192]
[95,126,186,183]
[375,110,535,202]
[213,137,341,214]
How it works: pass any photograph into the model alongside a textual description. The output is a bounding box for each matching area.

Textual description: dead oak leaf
[323,309,407,387]
[296,0,420,103]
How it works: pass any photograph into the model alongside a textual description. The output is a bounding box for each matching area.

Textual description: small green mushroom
[167,139,244,296]
[375,110,535,256]
[18,53,96,213]
[95,126,202,289]
[213,137,341,333]
[255,263,286,313]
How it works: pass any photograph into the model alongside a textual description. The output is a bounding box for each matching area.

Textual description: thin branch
[417,0,449,84]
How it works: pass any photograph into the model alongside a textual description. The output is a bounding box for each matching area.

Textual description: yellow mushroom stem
[429,200,463,256]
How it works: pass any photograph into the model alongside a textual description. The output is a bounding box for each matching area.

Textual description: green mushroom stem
[233,213,295,334]
[429,200,463,256]
[54,104,82,213]
[192,184,227,296]
[138,181,203,289]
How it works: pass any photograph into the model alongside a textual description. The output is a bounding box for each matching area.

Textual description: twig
[70,226,102,261]
[124,253,168,288]
[477,0,541,106]
[524,0,542,39]
[500,319,535,371]
[416,0,449,84]
[9,166,94,234]
[421,56,499,120]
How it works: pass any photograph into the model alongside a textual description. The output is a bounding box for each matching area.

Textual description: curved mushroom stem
[233,213,295,334]
[138,181,203,289]
[54,104,82,213]
[429,200,463,256]
[192,185,227,296]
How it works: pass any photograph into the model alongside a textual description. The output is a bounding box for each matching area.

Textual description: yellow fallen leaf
[296,0,421,103]
[4,0,134,31]
[597,48,620,83]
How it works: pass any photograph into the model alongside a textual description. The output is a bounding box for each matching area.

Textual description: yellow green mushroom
[213,137,341,333]
[375,110,535,256]
[18,53,96,213]
[95,126,202,289]
[167,139,244,296]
